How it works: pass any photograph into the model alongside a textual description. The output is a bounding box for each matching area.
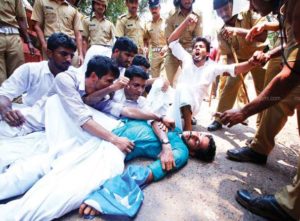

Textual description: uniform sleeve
[82,17,89,38]
[0,64,32,101]
[15,0,27,18]
[110,21,116,40]
[73,10,83,32]
[194,12,203,37]
[164,15,173,40]
[169,40,191,62]
[52,73,92,126]
[217,31,232,56]
[115,18,125,37]
[31,0,44,23]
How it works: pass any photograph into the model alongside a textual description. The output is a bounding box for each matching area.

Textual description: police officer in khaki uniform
[220,0,300,219]
[0,0,34,85]
[144,0,167,78]
[207,0,267,131]
[116,0,145,55]
[82,0,115,54]
[164,0,202,86]
[31,0,83,67]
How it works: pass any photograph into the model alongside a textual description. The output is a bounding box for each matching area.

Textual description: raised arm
[83,76,129,106]
[167,14,198,44]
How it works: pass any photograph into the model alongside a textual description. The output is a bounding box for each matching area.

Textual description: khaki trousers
[250,57,299,155]
[164,51,181,86]
[215,66,266,124]
[275,157,300,220]
[150,51,165,78]
[0,34,24,85]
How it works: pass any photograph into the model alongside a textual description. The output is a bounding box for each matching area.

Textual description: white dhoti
[0,95,125,220]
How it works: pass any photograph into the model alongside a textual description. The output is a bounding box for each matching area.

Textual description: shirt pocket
[44,7,57,24]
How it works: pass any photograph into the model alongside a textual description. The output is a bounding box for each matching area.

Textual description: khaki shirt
[115,13,145,49]
[165,8,202,50]
[0,0,26,28]
[31,0,83,38]
[218,10,267,61]
[144,17,167,48]
[281,3,300,61]
[82,16,115,47]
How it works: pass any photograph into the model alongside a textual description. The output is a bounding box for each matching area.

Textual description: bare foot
[79,203,100,216]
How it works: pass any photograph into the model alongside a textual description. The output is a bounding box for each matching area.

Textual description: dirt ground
[60,78,299,221]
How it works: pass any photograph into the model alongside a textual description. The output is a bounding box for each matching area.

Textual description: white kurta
[169,40,236,116]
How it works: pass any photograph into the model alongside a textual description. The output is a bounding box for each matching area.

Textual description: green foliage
[106,0,127,24]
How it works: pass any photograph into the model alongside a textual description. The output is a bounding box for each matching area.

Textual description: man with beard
[0,32,76,128]
[116,0,146,54]
[81,36,137,77]
[168,14,263,131]
[164,0,202,86]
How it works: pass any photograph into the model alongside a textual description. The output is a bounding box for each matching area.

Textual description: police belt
[152,47,162,52]
[96,43,112,48]
[0,26,19,35]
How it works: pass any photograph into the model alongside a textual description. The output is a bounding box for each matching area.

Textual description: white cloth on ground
[0,95,125,220]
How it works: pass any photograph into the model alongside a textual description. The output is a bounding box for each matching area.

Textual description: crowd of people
[0,0,299,220]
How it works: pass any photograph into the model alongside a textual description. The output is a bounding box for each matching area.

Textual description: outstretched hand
[112,136,135,154]
[246,23,265,42]
[215,109,247,128]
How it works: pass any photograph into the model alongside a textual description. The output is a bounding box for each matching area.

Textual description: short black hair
[192,37,211,53]
[86,55,120,79]
[193,135,216,162]
[125,65,149,80]
[47,32,77,52]
[112,37,138,54]
[132,55,150,69]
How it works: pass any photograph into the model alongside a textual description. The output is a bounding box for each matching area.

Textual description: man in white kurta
[168,14,260,130]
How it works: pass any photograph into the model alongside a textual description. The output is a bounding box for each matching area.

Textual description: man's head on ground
[191,37,210,64]
[112,37,138,68]
[126,0,139,16]
[85,55,120,94]
[250,0,280,16]
[149,0,161,19]
[47,32,77,73]
[92,0,107,16]
[132,55,150,72]
[182,131,216,162]
[213,0,233,23]
[124,65,149,101]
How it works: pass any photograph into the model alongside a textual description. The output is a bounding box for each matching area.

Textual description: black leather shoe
[191,117,197,125]
[207,120,222,131]
[236,189,295,221]
[227,146,267,165]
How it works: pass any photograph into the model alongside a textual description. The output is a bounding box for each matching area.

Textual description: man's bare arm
[151,121,175,171]
[168,14,198,44]
[82,119,134,153]
[83,77,129,106]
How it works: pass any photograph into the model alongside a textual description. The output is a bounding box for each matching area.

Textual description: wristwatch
[161,138,170,145]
